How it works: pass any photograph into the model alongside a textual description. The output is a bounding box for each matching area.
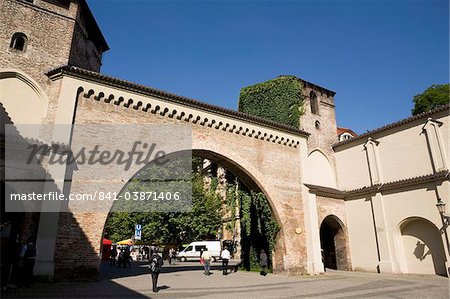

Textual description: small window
[185,246,193,252]
[195,245,206,252]
[10,32,28,52]
[315,120,321,130]
[339,132,354,141]
[310,91,319,115]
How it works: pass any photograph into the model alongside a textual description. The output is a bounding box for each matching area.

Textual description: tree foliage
[104,175,222,244]
[238,76,304,128]
[412,84,449,115]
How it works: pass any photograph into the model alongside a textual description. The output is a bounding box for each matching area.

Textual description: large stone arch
[52,79,308,279]
[319,214,351,270]
[395,217,447,276]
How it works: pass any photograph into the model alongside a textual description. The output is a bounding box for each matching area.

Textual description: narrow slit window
[310,91,319,115]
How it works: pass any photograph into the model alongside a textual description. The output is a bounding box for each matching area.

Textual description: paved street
[3,261,449,299]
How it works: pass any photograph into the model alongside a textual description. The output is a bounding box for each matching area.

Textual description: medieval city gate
[41,66,313,279]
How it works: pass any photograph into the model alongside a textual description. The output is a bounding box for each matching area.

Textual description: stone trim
[74,86,303,147]
[305,170,449,200]
[332,104,450,150]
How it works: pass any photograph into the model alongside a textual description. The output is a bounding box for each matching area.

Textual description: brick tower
[297,78,338,157]
[0,0,108,89]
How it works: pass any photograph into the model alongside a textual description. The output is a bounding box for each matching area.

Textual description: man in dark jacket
[149,249,164,292]
[20,237,38,286]
[259,249,268,276]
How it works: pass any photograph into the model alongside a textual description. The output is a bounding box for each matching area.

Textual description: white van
[177,241,221,262]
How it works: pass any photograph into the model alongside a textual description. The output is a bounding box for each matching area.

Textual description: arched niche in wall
[0,70,49,129]
[306,149,336,187]
[396,217,447,276]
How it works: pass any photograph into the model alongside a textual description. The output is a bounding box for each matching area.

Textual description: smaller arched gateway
[397,217,447,276]
[320,215,351,271]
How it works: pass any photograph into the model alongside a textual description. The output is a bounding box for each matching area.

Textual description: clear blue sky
[87,0,448,134]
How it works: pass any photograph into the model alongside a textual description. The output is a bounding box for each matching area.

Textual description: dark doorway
[320,215,350,271]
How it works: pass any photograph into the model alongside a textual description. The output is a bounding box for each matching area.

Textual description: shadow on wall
[0,103,104,282]
[401,217,447,276]
[413,241,431,261]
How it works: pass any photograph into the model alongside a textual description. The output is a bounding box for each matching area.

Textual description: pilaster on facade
[303,192,325,274]
[422,118,448,173]
[364,138,383,185]
[369,192,398,273]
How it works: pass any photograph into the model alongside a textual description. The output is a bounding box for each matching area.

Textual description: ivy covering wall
[226,183,280,271]
[238,76,304,128]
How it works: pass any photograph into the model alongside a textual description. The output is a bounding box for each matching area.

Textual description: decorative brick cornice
[332,104,450,150]
[305,171,449,200]
[73,87,303,147]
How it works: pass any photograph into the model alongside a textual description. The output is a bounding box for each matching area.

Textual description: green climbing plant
[238,76,305,128]
[225,183,280,271]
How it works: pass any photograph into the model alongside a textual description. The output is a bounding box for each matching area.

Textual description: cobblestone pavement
[3,261,449,299]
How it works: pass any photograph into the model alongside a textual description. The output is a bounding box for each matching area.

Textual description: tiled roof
[332,104,449,150]
[46,66,310,138]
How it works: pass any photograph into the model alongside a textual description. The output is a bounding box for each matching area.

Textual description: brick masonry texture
[52,90,309,279]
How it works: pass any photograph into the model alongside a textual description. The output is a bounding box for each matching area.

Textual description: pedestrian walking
[124,246,132,268]
[110,246,117,266]
[259,249,268,276]
[221,247,230,275]
[168,248,175,265]
[202,247,212,275]
[149,249,163,293]
[117,249,124,267]
[20,237,38,286]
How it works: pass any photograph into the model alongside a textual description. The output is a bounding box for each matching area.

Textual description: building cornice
[305,170,449,200]
[332,104,450,150]
[277,75,336,97]
[46,66,310,139]
[303,184,345,199]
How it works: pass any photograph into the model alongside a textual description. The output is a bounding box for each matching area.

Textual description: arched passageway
[101,150,280,273]
[320,215,350,270]
[399,217,447,276]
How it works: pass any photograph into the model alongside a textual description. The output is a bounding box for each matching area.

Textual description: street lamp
[436,198,450,226]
